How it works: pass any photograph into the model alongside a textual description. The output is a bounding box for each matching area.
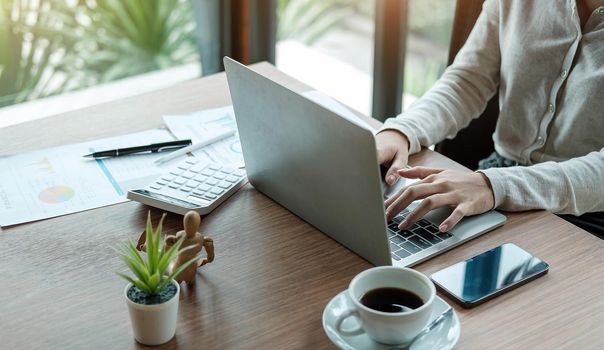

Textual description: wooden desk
[1,63,602,350]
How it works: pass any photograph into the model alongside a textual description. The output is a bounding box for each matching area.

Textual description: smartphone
[430,243,549,308]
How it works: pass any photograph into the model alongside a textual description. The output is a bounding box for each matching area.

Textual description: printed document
[0,129,174,226]
[163,106,244,168]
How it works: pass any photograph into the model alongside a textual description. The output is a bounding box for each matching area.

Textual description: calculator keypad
[146,157,246,208]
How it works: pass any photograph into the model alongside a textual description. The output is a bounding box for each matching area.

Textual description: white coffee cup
[334,266,436,345]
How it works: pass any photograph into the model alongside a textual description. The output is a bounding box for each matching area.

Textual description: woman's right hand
[376,130,411,185]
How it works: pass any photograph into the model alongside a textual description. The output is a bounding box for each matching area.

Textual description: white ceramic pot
[124,280,180,346]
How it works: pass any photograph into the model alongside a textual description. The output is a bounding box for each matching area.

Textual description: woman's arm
[380,0,501,154]
[480,149,604,215]
[384,149,604,233]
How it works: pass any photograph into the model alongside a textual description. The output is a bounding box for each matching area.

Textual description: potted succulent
[116,212,197,346]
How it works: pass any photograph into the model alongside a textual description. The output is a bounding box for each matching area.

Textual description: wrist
[378,129,410,151]
[476,171,496,210]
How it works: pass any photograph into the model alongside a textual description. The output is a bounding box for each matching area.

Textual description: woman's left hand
[384,167,496,232]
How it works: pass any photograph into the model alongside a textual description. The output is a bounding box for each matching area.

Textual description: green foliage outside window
[0,0,78,107]
[408,0,456,46]
[0,0,455,109]
[277,0,362,45]
[278,0,454,47]
[0,0,198,108]
[277,0,455,98]
[65,0,198,84]
[405,0,455,98]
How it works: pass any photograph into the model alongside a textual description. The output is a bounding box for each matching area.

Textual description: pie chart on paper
[38,186,75,204]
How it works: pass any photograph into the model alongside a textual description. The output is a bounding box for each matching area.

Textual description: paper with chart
[0,129,174,227]
[163,106,244,168]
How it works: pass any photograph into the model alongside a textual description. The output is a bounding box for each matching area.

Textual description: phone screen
[431,243,548,305]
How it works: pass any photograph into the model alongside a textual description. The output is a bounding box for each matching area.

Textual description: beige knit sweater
[381,0,604,215]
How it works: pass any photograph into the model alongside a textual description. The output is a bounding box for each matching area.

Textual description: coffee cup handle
[334,309,365,336]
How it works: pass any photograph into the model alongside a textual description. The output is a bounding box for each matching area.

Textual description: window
[276,0,375,115]
[404,0,456,106]
[275,0,456,119]
[0,0,200,125]
[0,0,457,127]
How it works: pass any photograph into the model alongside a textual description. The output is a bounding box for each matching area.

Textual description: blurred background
[0,0,456,127]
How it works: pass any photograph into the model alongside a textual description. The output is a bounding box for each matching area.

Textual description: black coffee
[360,287,424,313]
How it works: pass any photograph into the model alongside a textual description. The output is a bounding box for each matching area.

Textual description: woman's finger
[385,183,443,221]
[384,180,424,208]
[397,166,445,180]
[384,153,408,185]
[439,205,469,232]
[399,194,455,229]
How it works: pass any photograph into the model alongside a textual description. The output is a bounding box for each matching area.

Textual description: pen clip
[156,145,187,153]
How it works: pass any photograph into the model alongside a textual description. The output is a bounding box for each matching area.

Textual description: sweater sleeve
[379,0,501,154]
[479,149,604,215]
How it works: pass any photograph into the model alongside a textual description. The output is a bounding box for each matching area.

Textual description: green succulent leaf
[115,272,137,287]
[148,272,161,293]
[156,240,182,276]
[149,213,166,272]
[145,211,155,272]
[122,255,150,284]
[116,210,202,296]
[132,279,152,294]
[127,240,146,266]
[158,255,198,291]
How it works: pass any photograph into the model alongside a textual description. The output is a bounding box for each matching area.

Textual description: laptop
[224,57,506,267]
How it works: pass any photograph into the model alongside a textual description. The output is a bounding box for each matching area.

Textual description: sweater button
[547,104,555,113]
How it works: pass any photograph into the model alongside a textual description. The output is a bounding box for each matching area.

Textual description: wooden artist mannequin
[164,211,214,285]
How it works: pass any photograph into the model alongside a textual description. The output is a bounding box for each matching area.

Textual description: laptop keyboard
[388,209,453,261]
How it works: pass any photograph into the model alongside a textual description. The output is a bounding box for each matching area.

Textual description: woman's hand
[376,130,410,185]
[384,167,495,232]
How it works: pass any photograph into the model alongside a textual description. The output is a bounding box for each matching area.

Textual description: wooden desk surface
[1,63,603,350]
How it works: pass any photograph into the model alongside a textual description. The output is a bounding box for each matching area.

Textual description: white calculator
[127,157,247,215]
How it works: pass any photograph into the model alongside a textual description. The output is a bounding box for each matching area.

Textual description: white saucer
[322,291,460,350]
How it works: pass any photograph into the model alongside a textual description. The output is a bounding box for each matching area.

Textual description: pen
[83,139,192,158]
[154,129,236,165]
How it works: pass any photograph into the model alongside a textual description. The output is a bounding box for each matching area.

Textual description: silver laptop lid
[224,57,392,266]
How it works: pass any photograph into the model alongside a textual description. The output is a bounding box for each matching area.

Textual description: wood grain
[1,63,603,350]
